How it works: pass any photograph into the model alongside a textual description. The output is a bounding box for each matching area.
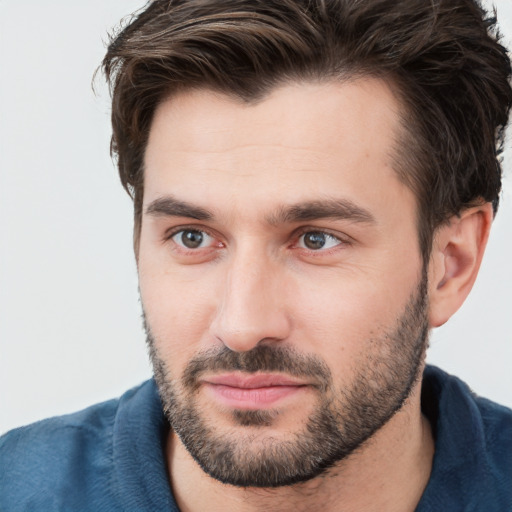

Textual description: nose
[209,248,291,352]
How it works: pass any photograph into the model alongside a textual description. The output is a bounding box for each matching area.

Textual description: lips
[202,373,308,410]
[204,373,306,388]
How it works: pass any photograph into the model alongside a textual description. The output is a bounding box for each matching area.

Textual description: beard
[146,270,429,488]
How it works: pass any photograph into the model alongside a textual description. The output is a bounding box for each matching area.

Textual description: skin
[137,79,492,511]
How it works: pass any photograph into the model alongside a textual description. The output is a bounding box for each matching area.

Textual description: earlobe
[428,203,493,328]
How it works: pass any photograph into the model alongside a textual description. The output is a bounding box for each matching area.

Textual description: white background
[1,0,511,434]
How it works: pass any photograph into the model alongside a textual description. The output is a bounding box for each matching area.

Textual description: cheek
[139,258,220,367]
[291,287,376,361]
[290,263,421,359]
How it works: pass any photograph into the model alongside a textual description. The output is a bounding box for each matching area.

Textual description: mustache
[181,344,332,392]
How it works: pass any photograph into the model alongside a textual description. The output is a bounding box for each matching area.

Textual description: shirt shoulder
[1,390,127,511]
[470,392,512,492]
[418,366,512,511]
[476,393,512,445]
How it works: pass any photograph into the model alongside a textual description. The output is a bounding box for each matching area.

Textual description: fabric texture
[1,365,510,511]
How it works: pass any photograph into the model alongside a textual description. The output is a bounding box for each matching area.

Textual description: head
[104,0,511,261]
[102,0,512,488]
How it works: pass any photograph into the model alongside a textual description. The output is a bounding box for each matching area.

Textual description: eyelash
[292,228,351,255]
[163,226,351,255]
[164,226,221,251]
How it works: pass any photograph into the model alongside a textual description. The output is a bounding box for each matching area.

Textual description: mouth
[202,373,310,410]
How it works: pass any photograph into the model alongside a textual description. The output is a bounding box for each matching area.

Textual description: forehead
[143,79,412,223]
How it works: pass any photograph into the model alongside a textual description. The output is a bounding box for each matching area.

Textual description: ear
[428,203,493,328]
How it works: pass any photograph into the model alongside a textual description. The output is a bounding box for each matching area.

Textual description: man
[1,0,511,510]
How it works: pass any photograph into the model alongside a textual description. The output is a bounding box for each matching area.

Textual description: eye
[297,231,342,251]
[171,229,215,249]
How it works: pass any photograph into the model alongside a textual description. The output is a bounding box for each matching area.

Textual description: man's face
[138,80,429,487]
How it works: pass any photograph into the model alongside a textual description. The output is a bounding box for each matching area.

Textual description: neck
[167,380,434,512]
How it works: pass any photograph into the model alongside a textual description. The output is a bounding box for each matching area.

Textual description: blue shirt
[1,365,511,511]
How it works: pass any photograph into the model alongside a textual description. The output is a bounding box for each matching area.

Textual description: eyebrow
[145,196,213,220]
[267,199,376,226]
[145,195,375,225]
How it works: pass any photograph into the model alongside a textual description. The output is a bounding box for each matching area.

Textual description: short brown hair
[102,0,512,259]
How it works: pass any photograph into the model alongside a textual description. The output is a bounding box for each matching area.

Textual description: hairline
[132,72,427,261]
